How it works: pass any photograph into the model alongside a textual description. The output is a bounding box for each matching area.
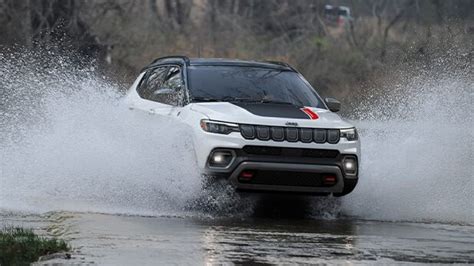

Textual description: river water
[1,208,473,265]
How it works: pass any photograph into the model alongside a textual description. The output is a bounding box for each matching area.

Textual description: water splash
[1,49,472,224]
[342,56,473,224]
[0,50,203,216]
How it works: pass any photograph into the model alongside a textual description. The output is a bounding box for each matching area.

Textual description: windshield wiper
[191,96,252,103]
[191,96,220,102]
[192,96,300,107]
[232,98,300,107]
[260,99,297,106]
[218,96,253,102]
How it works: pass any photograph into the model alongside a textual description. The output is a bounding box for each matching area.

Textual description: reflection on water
[201,218,473,264]
[2,211,473,264]
[9,213,464,265]
[202,219,358,264]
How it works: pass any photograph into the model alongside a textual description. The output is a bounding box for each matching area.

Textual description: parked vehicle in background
[324,5,353,27]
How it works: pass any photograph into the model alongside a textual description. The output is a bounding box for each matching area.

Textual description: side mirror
[325,97,341,112]
[151,88,178,105]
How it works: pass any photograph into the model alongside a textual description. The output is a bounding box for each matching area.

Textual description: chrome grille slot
[285,128,298,142]
[327,129,340,144]
[240,125,255,139]
[270,127,284,141]
[256,126,270,140]
[314,129,327,143]
[300,128,313,143]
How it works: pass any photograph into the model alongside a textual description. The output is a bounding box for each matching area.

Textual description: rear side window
[137,66,185,106]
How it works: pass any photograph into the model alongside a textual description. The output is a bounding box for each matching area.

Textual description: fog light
[342,156,358,175]
[344,161,355,170]
[213,154,224,163]
[208,150,235,168]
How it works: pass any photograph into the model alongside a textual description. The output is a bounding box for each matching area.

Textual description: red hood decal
[300,107,319,120]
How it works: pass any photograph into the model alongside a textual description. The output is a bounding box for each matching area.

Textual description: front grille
[240,125,340,144]
[239,170,333,187]
[243,145,340,158]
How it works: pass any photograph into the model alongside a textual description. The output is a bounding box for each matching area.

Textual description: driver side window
[137,65,184,106]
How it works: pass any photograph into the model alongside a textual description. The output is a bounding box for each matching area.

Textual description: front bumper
[193,126,360,194]
[229,162,344,193]
[204,145,358,194]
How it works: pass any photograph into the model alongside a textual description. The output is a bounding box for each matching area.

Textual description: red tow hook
[238,170,255,182]
[323,174,337,185]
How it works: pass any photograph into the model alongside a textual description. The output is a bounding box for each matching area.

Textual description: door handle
[148,109,155,115]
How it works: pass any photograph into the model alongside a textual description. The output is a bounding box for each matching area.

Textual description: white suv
[125,56,360,196]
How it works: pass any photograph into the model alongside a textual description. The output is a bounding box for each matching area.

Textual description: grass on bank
[0,227,70,265]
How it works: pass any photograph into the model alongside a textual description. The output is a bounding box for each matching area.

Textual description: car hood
[189,102,353,129]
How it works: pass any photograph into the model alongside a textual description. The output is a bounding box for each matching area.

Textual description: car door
[133,65,185,117]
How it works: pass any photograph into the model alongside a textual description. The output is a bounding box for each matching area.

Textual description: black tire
[333,178,358,197]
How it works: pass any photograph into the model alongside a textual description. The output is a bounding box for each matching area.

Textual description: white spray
[0,50,472,223]
[0,51,202,216]
[342,58,473,224]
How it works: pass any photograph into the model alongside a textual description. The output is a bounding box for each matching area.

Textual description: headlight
[340,128,358,141]
[200,119,239,134]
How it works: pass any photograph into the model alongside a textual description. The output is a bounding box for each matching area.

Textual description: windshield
[187,66,326,108]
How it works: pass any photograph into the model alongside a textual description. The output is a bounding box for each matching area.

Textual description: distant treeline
[0,0,472,98]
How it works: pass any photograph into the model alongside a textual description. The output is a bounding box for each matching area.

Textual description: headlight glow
[213,154,224,163]
[200,119,239,134]
[340,128,358,141]
[208,150,235,168]
[342,156,358,175]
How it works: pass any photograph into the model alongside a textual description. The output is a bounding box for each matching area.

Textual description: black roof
[143,56,295,72]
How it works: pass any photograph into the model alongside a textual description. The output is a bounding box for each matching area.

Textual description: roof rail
[262,60,290,67]
[262,60,297,72]
[151,55,190,65]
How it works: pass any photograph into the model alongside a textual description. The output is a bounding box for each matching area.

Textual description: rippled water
[1,211,472,264]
